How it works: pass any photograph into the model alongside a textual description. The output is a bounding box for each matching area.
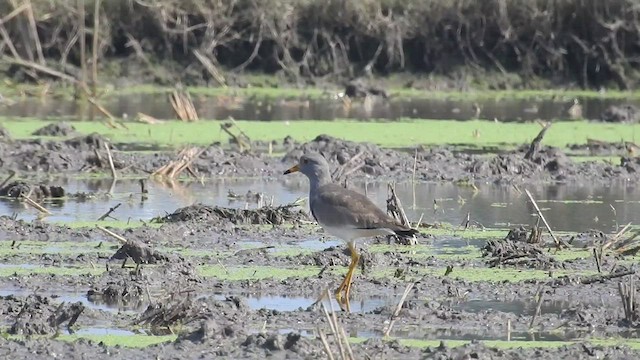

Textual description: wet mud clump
[283,134,413,177]
[110,239,171,265]
[8,294,84,335]
[0,181,65,199]
[158,203,309,225]
[568,139,629,156]
[482,233,556,269]
[32,122,78,136]
[600,104,640,123]
[344,79,388,99]
[88,260,200,311]
[146,296,250,332]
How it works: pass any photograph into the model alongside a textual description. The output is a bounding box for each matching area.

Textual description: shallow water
[0,178,636,233]
[1,93,636,122]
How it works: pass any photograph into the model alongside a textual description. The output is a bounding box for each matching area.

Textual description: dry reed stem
[104,142,117,180]
[22,195,51,215]
[384,282,414,336]
[24,0,44,65]
[96,225,127,244]
[524,189,568,249]
[193,49,226,87]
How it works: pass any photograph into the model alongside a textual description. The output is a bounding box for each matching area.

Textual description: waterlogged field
[1,88,640,358]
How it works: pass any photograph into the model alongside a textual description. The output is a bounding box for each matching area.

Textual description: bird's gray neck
[309,172,332,194]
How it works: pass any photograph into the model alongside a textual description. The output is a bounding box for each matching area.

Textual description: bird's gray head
[284,153,331,186]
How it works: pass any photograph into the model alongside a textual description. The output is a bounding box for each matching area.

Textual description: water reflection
[0,178,636,232]
[2,93,638,122]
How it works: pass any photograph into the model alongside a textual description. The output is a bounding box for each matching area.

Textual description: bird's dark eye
[302,158,309,164]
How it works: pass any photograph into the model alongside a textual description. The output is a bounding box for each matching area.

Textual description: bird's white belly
[320,224,394,242]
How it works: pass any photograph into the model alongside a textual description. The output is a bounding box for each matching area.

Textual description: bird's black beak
[284,164,299,175]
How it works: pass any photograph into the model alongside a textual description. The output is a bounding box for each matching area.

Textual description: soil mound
[109,239,171,265]
[158,203,309,225]
[0,181,65,199]
[7,294,84,335]
[283,134,413,177]
[600,104,640,123]
[482,234,557,269]
[32,122,78,136]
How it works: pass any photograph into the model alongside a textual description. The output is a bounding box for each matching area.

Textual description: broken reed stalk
[618,275,636,323]
[384,282,415,337]
[387,183,411,227]
[332,152,363,181]
[603,222,632,251]
[524,189,568,249]
[528,286,545,329]
[22,195,51,215]
[331,151,363,181]
[0,170,16,189]
[97,203,121,221]
[320,289,354,360]
[317,330,336,360]
[524,122,551,160]
[91,0,102,96]
[96,225,127,244]
[593,247,602,273]
[411,148,418,209]
[4,56,122,128]
[220,121,250,152]
[24,0,44,65]
[104,142,117,180]
[193,49,227,87]
[152,147,204,179]
[169,89,198,121]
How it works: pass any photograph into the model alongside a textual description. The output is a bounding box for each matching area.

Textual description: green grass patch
[392,338,640,349]
[53,220,161,229]
[58,333,177,347]
[3,118,640,150]
[0,240,113,256]
[372,266,598,283]
[197,264,325,280]
[0,265,105,277]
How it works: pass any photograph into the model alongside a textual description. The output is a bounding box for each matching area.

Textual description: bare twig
[0,170,16,189]
[331,151,363,181]
[97,203,121,221]
[104,142,117,180]
[525,122,551,160]
[96,225,127,244]
[22,195,51,215]
[524,189,568,249]
[384,282,414,336]
[24,0,44,65]
[529,286,544,329]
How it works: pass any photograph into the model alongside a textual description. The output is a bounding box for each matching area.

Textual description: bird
[568,98,583,120]
[284,153,418,310]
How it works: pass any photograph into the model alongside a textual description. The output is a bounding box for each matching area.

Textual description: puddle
[0,288,145,314]
[0,178,637,233]
[453,299,571,316]
[215,293,397,314]
[1,93,634,123]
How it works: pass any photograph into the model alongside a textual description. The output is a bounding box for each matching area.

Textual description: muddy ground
[1,209,640,359]
[0,124,639,186]
[2,125,640,359]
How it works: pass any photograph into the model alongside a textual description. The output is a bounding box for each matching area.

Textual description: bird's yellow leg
[335,241,359,311]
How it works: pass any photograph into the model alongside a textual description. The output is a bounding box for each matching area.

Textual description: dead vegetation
[1,0,639,89]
